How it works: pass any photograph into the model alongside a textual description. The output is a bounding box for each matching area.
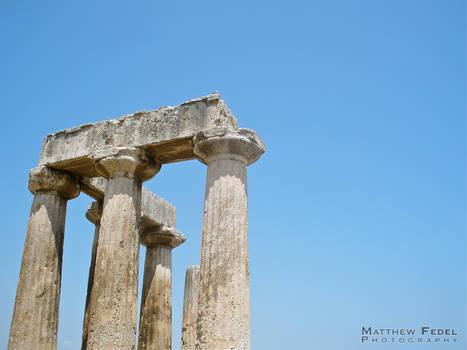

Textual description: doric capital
[94,147,161,182]
[193,128,265,166]
[28,166,80,199]
[85,201,103,225]
[140,225,186,248]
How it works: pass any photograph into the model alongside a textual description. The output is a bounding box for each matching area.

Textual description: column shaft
[181,266,200,350]
[138,246,172,350]
[193,128,264,350]
[9,166,79,350]
[82,202,102,348]
[138,227,185,350]
[197,156,250,350]
[84,176,142,350]
[9,194,67,350]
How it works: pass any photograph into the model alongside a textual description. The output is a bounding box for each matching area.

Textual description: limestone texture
[138,227,185,350]
[181,266,200,350]
[193,128,264,350]
[82,201,102,349]
[39,93,238,176]
[83,149,159,350]
[9,166,79,350]
[10,94,265,350]
[80,177,176,228]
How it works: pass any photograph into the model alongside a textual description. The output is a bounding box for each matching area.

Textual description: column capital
[85,201,103,225]
[141,225,186,249]
[94,147,161,181]
[193,128,265,166]
[28,166,80,199]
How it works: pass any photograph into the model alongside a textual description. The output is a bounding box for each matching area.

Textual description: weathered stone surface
[85,201,103,225]
[140,187,176,228]
[39,93,238,176]
[193,130,264,350]
[9,167,79,350]
[182,266,200,350]
[28,165,80,199]
[94,147,160,182]
[84,150,159,350]
[194,128,265,166]
[10,94,265,350]
[138,227,185,350]
[82,201,102,349]
[80,177,176,228]
[140,225,185,248]
[83,200,179,349]
[79,177,108,200]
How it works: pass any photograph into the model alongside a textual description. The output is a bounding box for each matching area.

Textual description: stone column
[138,226,185,350]
[84,148,160,350]
[193,128,265,350]
[81,201,103,348]
[9,166,80,350]
[181,266,200,350]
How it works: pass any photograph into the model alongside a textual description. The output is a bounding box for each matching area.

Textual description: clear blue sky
[1,1,465,349]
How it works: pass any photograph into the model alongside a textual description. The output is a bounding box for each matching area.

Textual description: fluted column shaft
[138,227,185,350]
[140,246,171,350]
[82,201,103,348]
[9,166,79,350]
[198,156,249,349]
[84,148,159,350]
[181,266,200,350]
[193,128,265,350]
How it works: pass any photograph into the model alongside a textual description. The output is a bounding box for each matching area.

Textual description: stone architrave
[39,93,237,177]
[138,226,186,350]
[9,166,79,350]
[83,148,160,350]
[181,266,200,350]
[193,128,265,350]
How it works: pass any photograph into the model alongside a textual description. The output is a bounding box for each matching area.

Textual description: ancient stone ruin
[8,93,265,350]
